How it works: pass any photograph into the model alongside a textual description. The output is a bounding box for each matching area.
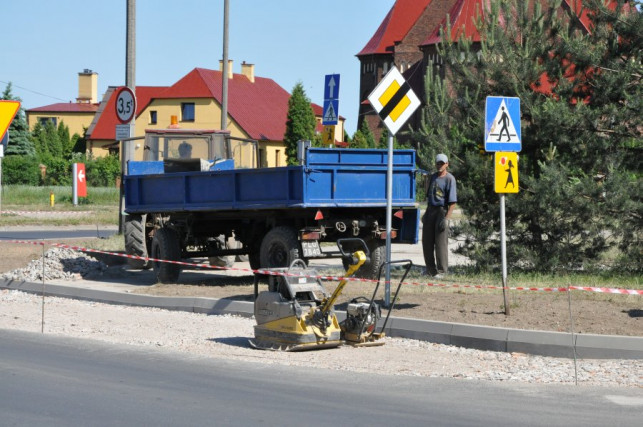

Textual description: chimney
[241,61,255,83]
[77,69,98,104]
[218,59,233,79]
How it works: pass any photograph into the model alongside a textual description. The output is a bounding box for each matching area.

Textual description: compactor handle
[337,238,370,266]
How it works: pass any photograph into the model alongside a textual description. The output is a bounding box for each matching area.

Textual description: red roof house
[87,63,335,166]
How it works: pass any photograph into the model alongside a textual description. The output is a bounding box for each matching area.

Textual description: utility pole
[120,0,136,233]
[221,0,229,131]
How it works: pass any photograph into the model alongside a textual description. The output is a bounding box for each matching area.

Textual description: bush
[41,157,71,186]
[2,155,41,185]
[86,155,121,187]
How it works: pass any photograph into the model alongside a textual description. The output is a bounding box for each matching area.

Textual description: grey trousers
[422,206,448,276]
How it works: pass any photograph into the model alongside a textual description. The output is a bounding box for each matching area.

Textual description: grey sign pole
[499,194,510,315]
[384,133,394,307]
[221,0,229,131]
[72,163,78,206]
[120,0,136,234]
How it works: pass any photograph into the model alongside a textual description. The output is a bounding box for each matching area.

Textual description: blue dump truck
[123,129,420,283]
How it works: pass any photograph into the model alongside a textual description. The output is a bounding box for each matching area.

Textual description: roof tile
[357,0,433,56]
[89,67,311,142]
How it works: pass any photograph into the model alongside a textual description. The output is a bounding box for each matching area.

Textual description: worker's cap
[436,153,448,163]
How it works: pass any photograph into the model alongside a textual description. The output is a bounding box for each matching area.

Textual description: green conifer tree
[1,82,36,156]
[283,82,316,165]
[414,0,641,272]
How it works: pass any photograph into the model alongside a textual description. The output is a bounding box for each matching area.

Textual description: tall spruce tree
[1,82,35,156]
[352,120,376,148]
[283,82,316,165]
[412,0,641,272]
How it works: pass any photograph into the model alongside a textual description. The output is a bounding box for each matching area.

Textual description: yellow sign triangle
[0,100,21,139]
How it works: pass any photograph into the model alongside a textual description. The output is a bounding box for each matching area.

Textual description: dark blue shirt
[427,172,457,207]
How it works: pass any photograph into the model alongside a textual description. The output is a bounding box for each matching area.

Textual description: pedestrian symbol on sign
[323,101,338,124]
[488,101,518,143]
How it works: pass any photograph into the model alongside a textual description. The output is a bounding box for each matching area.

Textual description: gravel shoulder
[2,290,641,387]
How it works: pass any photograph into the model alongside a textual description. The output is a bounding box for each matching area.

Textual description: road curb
[2,278,641,360]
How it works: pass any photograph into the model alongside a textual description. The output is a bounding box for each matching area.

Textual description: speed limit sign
[114,87,136,123]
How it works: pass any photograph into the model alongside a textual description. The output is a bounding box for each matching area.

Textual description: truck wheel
[259,226,301,269]
[343,239,386,280]
[151,227,182,284]
[124,214,150,269]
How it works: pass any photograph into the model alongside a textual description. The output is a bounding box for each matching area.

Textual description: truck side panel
[124,148,417,213]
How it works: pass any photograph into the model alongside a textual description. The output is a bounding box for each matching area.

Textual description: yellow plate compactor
[249,239,387,351]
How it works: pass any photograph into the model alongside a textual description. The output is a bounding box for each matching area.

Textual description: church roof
[422,0,487,46]
[357,0,433,56]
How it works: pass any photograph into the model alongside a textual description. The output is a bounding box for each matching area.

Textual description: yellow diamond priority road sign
[0,100,20,141]
[367,67,420,135]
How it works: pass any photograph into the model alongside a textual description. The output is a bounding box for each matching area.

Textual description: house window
[181,103,195,122]
[39,117,57,127]
[275,149,281,167]
[149,110,157,125]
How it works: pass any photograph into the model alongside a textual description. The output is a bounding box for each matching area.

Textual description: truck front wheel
[259,226,302,269]
[124,214,150,269]
[151,227,182,284]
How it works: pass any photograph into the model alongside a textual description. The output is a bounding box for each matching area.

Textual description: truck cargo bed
[124,148,418,213]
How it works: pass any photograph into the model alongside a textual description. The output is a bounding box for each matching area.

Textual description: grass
[0,185,120,227]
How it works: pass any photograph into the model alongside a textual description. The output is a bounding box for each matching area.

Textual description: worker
[178,141,192,159]
[422,153,457,279]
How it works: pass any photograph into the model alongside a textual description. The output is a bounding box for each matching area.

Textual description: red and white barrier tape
[2,238,642,296]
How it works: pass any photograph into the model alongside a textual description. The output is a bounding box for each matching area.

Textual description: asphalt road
[1,330,641,427]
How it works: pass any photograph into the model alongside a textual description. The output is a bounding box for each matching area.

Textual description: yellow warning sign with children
[494,152,519,193]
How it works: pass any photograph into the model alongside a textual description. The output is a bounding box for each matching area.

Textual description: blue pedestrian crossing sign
[485,96,521,152]
[322,100,339,125]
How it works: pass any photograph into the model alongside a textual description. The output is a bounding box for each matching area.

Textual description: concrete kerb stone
[2,278,641,360]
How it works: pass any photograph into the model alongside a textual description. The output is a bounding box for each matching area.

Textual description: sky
[1,0,396,135]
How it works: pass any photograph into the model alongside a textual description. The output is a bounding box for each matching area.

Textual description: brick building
[356,0,620,142]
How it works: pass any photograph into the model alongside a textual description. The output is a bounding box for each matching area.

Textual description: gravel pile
[1,247,107,282]
[1,290,640,388]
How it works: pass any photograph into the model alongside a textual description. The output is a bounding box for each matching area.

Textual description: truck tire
[343,239,386,280]
[259,226,301,269]
[151,227,182,284]
[124,214,150,269]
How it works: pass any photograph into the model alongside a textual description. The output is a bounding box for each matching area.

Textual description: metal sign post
[367,67,420,306]
[115,85,137,234]
[486,96,522,315]
[499,194,510,315]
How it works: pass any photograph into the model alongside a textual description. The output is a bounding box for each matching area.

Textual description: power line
[0,80,69,103]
